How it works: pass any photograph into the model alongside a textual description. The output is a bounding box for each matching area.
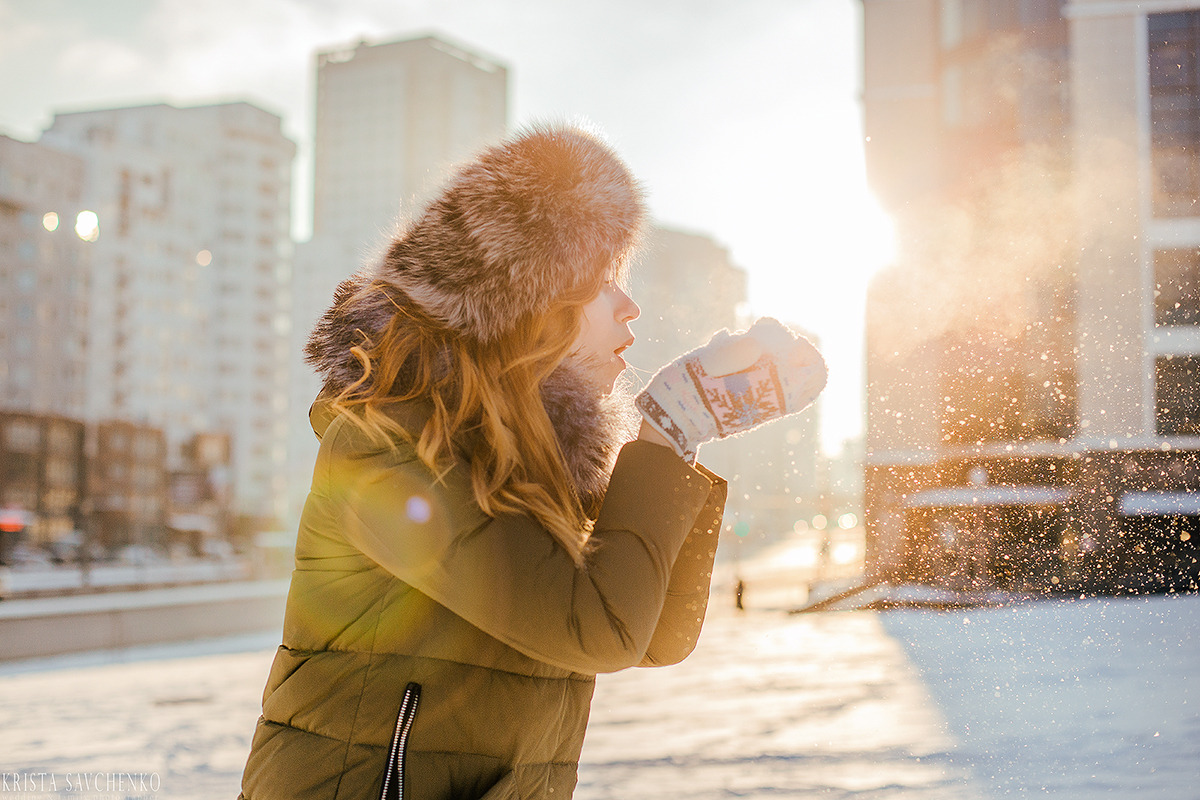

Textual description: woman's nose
[616,287,640,323]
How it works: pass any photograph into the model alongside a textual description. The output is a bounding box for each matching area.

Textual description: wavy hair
[328,273,608,565]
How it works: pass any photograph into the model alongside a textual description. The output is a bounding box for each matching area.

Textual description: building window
[1149,11,1200,217]
[1156,355,1200,435]
[1155,248,1200,325]
[4,419,40,452]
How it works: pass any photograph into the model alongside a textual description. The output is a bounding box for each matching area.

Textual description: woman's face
[571,279,640,391]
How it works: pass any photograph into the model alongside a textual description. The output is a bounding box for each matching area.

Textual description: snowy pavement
[0,535,1195,799]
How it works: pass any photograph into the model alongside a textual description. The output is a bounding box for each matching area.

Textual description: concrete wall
[0,580,288,662]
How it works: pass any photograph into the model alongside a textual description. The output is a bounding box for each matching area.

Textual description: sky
[0,0,892,455]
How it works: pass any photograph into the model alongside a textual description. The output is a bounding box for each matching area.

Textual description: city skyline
[0,0,890,453]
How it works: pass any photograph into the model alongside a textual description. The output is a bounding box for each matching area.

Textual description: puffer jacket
[239,399,727,800]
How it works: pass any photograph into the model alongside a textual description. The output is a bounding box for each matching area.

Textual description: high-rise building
[287,34,508,518]
[862,0,1200,593]
[311,35,509,250]
[41,101,296,523]
[0,135,91,418]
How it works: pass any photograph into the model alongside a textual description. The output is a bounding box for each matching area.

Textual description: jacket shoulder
[309,410,429,503]
[317,399,436,459]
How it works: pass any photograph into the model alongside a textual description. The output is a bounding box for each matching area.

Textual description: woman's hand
[634,318,828,461]
[636,418,674,449]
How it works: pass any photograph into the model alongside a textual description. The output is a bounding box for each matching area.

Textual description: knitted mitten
[635,317,828,461]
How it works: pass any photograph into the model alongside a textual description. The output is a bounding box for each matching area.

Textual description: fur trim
[540,358,640,513]
[383,123,644,342]
[305,272,384,397]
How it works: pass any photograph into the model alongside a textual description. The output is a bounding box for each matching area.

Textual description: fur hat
[394,123,645,340]
[309,124,645,366]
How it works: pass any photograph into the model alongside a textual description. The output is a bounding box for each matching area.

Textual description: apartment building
[863,0,1200,592]
[0,136,91,419]
[41,102,295,523]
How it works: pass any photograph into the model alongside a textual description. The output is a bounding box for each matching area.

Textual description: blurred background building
[863,0,1200,593]
[0,102,293,563]
[41,102,295,539]
[0,412,85,559]
[0,136,90,419]
[88,419,167,553]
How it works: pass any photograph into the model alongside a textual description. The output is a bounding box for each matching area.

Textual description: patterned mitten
[635,317,828,461]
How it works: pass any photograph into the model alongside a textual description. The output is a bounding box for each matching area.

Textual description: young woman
[239,124,826,800]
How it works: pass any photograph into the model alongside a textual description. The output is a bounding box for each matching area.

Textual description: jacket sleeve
[638,464,727,667]
[321,418,713,675]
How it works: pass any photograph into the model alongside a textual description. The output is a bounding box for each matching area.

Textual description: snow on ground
[579,600,972,799]
[881,594,1199,799]
[0,633,278,799]
[0,534,1195,799]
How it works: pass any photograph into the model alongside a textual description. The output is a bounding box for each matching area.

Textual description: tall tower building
[287,34,509,519]
[311,35,509,250]
[862,0,1200,593]
[42,102,296,522]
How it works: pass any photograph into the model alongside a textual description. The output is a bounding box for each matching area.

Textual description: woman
[239,124,826,800]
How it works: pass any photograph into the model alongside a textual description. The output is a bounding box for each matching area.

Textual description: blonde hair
[329,277,605,565]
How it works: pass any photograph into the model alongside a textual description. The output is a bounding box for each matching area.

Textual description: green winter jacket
[239,400,727,800]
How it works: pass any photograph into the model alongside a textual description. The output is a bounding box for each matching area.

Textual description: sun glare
[856,192,896,273]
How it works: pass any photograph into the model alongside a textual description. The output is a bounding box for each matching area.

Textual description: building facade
[310,35,509,252]
[0,411,86,556]
[288,34,509,519]
[863,0,1200,592]
[0,136,91,418]
[41,102,296,524]
[89,419,167,552]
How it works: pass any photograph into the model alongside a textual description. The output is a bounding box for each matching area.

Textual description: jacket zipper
[380,682,421,800]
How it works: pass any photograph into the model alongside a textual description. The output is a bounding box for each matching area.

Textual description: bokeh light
[74,210,99,242]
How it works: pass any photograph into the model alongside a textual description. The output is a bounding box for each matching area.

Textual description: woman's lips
[614,339,634,367]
